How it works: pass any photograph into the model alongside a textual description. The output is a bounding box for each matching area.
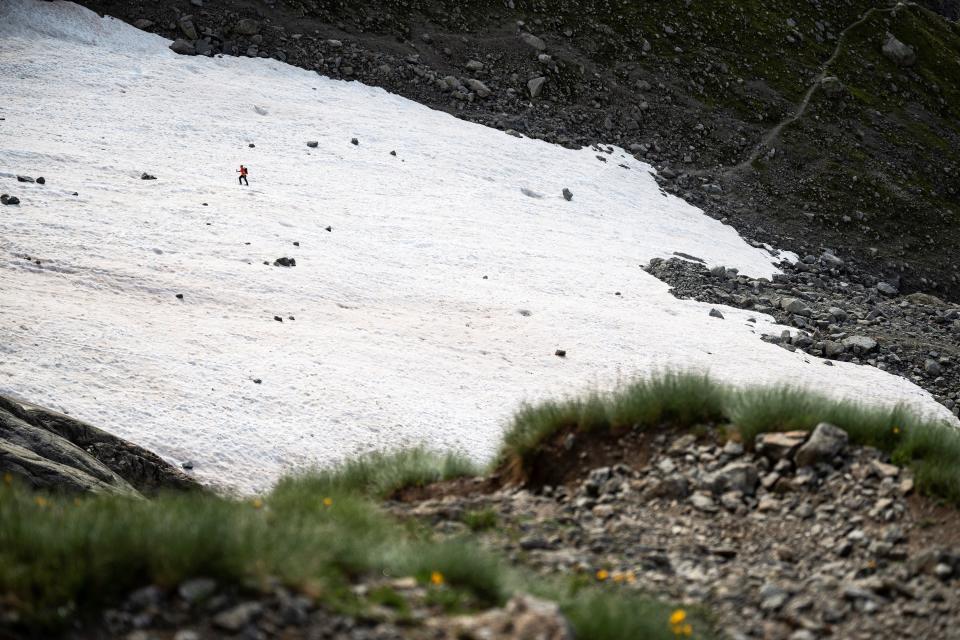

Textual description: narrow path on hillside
[729,3,903,173]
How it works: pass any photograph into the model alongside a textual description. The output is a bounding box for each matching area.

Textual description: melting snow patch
[0,0,954,493]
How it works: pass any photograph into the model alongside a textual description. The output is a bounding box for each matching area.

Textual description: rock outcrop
[0,395,198,496]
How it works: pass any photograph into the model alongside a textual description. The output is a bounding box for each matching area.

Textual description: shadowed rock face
[0,395,199,496]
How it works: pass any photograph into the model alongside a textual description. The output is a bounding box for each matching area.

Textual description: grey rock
[177,578,217,603]
[562,187,573,201]
[756,431,807,460]
[213,602,262,631]
[234,18,261,36]
[690,492,718,512]
[0,395,197,496]
[709,308,724,319]
[520,32,547,51]
[794,422,848,467]
[842,335,878,353]
[882,34,916,67]
[179,19,198,41]
[647,474,690,500]
[820,76,845,99]
[1,195,20,206]
[466,78,491,98]
[169,39,196,56]
[306,141,318,148]
[465,60,484,72]
[925,359,943,376]
[877,281,899,296]
[709,461,759,496]
[781,297,812,316]
[133,19,154,29]
[528,76,547,98]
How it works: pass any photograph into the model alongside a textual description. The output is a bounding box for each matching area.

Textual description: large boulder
[466,78,491,98]
[882,34,916,67]
[708,461,760,496]
[520,32,547,52]
[528,76,547,98]
[794,422,849,467]
[169,39,196,56]
[0,395,199,496]
[234,18,261,36]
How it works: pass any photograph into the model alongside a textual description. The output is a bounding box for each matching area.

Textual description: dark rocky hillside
[76,0,960,302]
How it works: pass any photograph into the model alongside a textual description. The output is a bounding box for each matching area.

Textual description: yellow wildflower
[251,497,264,509]
[680,623,693,637]
[323,497,333,507]
[595,569,609,581]
[430,571,444,586]
[669,609,687,626]
[612,571,625,583]
[34,496,48,508]
[892,426,901,435]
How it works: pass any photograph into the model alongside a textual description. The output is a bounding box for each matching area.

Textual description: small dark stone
[181,461,194,470]
[709,308,725,319]
[202,203,208,206]
[175,293,184,299]
[274,316,283,322]
[390,150,397,156]
[16,176,34,183]
[36,177,45,185]
[293,241,300,246]
[325,226,332,232]
[555,349,567,358]
[249,143,255,148]
[306,141,319,148]
[562,187,573,201]
[1,195,19,206]
[274,257,296,267]
[350,138,359,145]
[253,378,262,384]
[141,173,157,180]
[483,275,488,279]
[288,316,295,321]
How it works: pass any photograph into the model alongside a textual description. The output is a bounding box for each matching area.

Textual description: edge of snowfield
[0,0,955,494]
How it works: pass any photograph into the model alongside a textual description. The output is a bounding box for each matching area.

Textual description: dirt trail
[734,5,898,171]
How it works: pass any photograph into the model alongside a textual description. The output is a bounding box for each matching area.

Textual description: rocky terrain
[646,254,960,419]
[0,394,198,497]
[46,422,960,640]
[74,0,960,302]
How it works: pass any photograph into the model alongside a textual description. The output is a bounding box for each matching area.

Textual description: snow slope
[0,0,954,493]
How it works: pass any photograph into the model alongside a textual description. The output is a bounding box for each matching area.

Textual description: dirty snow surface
[0,0,954,493]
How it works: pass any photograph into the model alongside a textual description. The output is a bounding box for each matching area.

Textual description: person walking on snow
[237,164,249,186]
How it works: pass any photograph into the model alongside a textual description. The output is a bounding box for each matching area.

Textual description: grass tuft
[273,446,479,499]
[498,372,960,504]
[500,371,726,464]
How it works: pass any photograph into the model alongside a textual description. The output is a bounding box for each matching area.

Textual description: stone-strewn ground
[645,256,960,420]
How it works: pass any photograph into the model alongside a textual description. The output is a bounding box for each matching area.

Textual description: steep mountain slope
[2,0,954,492]
[76,0,960,300]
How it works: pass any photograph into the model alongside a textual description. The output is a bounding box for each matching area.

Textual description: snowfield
[1,0,955,493]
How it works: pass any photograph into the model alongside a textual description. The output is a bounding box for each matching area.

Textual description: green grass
[0,454,708,638]
[5,371,959,636]
[273,446,479,499]
[501,372,727,464]
[462,507,499,531]
[498,372,960,504]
